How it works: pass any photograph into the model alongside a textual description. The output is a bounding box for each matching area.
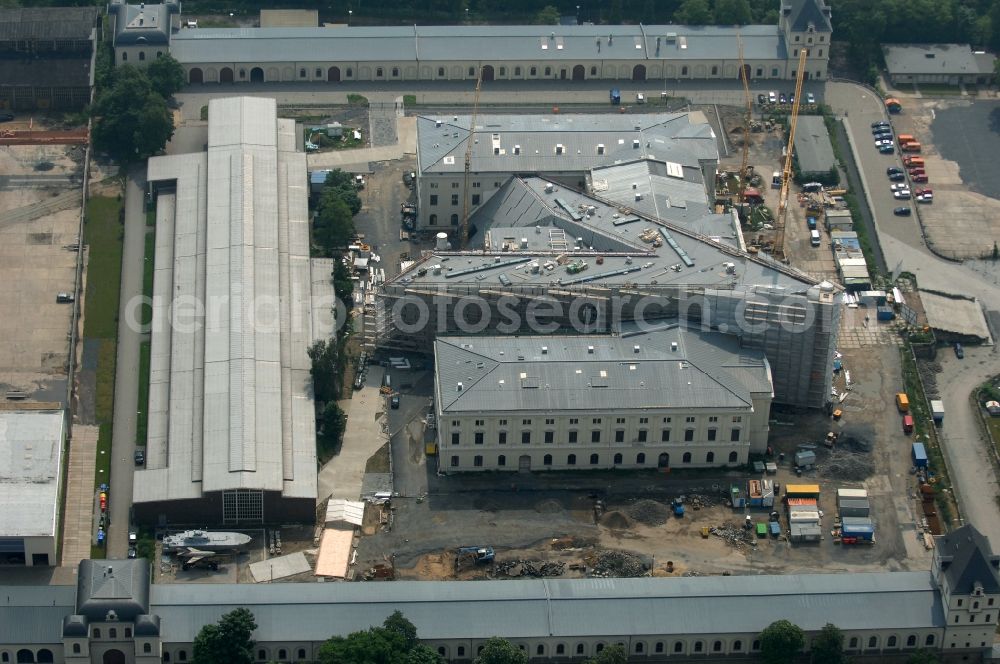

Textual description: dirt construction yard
[354,341,935,582]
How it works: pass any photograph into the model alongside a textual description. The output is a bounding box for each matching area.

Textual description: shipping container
[748,479,763,507]
[931,400,945,425]
[837,488,868,501]
[786,484,820,498]
[789,510,821,524]
[761,479,775,508]
[769,521,782,537]
[912,442,928,468]
[790,523,823,542]
[895,393,910,412]
[838,498,871,518]
[877,305,896,321]
[787,498,818,508]
[841,523,875,541]
[794,450,816,468]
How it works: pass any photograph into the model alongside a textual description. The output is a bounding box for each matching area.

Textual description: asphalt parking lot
[932,101,1000,200]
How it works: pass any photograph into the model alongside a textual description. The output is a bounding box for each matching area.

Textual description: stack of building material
[837,488,870,518]
[787,491,822,543]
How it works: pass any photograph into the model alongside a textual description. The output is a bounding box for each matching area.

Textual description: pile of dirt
[627,499,670,525]
[599,511,632,529]
[589,550,647,578]
[817,449,874,481]
[492,559,566,578]
[535,499,564,514]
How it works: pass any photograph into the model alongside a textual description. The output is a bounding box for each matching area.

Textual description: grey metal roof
[782,0,832,34]
[167,23,784,65]
[0,58,92,88]
[76,560,150,622]
[793,115,835,175]
[0,411,64,538]
[140,97,317,505]
[434,326,769,414]
[418,112,717,175]
[110,2,176,46]
[0,585,74,645]
[0,7,97,41]
[882,44,982,76]
[936,525,1000,595]
[147,571,943,643]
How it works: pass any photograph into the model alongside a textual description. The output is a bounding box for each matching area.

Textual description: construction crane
[459,69,483,249]
[736,33,753,210]
[773,48,808,262]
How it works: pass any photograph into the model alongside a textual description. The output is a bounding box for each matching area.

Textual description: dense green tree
[314,196,356,254]
[333,258,355,313]
[674,0,712,25]
[534,4,560,24]
[323,169,363,215]
[474,637,529,664]
[192,608,256,664]
[713,0,751,25]
[609,0,623,24]
[318,401,347,454]
[760,620,805,664]
[91,65,174,164]
[810,623,845,664]
[317,613,442,664]
[307,339,338,403]
[146,53,187,98]
[585,644,627,664]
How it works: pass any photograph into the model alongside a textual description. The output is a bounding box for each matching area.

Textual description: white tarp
[326,498,365,526]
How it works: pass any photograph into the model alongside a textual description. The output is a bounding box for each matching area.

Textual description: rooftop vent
[457,382,463,392]
[632,182,637,189]
[435,120,442,128]
[588,345,595,354]
[634,192,642,201]
[541,346,548,354]
[597,143,605,155]
[521,237,528,248]
[494,147,500,155]
[544,183,554,193]
[555,144,565,155]
[670,341,678,352]
[514,144,521,155]
[632,139,640,149]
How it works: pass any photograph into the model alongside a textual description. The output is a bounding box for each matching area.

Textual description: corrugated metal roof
[0,585,74,644]
[168,23,785,65]
[0,410,64,537]
[883,43,981,76]
[147,571,943,643]
[435,326,769,413]
[0,7,97,41]
[140,98,317,505]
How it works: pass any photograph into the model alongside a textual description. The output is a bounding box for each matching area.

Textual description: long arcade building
[0,526,998,663]
[108,0,833,85]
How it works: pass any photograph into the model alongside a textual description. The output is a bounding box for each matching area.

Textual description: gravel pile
[817,449,874,481]
[711,522,756,548]
[627,499,670,526]
[492,560,566,578]
[590,550,647,577]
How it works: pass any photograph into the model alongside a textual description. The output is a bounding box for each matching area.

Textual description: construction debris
[626,499,670,526]
[588,550,647,578]
[491,559,566,578]
[710,522,756,549]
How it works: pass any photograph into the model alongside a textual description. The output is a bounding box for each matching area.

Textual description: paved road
[827,80,1000,547]
[106,168,145,558]
[0,190,80,227]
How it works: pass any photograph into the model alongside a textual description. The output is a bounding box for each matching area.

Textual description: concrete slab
[919,289,991,342]
[317,365,387,502]
[60,424,97,567]
[249,551,311,582]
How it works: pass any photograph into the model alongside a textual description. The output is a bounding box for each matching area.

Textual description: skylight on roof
[665,161,684,178]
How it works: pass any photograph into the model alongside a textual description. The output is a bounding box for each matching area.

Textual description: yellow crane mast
[459,70,483,249]
[773,48,808,262]
[737,33,753,209]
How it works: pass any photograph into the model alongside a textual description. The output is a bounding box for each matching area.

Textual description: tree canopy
[316,612,442,664]
[810,623,845,664]
[535,4,560,24]
[586,644,628,664]
[146,54,187,98]
[474,637,529,664]
[91,65,174,165]
[760,619,805,664]
[192,608,256,664]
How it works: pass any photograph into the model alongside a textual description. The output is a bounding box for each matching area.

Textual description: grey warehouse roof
[418,112,718,176]
[883,44,982,76]
[141,97,317,504]
[147,571,942,644]
[168,23,786,65]
[0,410,64,538]
[0,7,97,41]
[793,115,835,175]
[0,586,74,645]
[434,326,771,414]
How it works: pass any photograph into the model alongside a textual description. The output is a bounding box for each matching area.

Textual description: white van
[810,230,821,247]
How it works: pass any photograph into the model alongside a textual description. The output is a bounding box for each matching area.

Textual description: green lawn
[83,195,124,491]
[136,340,150,448]
[83,196,123,339]
[142,229,155,327]
[917,83,962,96]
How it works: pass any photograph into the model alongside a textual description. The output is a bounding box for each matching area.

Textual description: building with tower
[107,0,832,85]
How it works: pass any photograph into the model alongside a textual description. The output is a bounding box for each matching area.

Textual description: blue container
[876,306,895,321]
[912,442,928,468]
